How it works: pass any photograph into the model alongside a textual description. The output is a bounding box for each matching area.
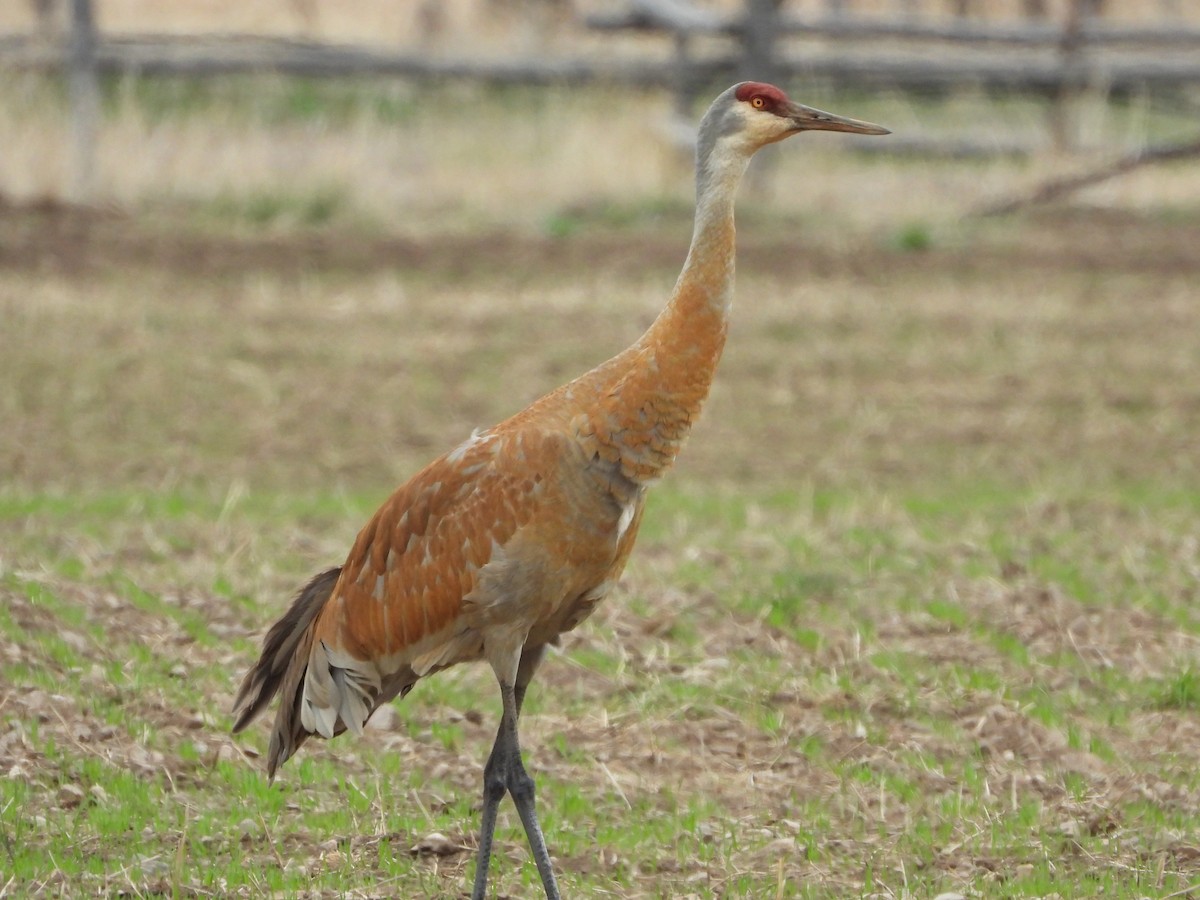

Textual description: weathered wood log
[587,8,1200,47]
[974,136,1200,215]
[1,35,1198,94]
[66,0,98,202]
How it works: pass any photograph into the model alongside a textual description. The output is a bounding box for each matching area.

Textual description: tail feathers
[231,566,342,777]
[302,643,380,739]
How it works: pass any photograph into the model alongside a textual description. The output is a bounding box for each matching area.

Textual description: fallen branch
[974,135,1200,216]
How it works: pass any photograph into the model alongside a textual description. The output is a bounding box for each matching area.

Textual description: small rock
[60,631,89,653]
[933,893,967,900]
[237,818,259,839]
[88,784,109,804]
[128,745,165,772]
[317,838,339,853]
[25,690,52,723]
[763,837,796,856]
[58,784,86,809]
[366,705,398,732]
[411,832,466,857]
[136,856,169,878]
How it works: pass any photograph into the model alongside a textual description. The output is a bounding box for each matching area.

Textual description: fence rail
[589,7,1200,47]
[588,0,1200,106]
[2,0,1198,200]
[2,30,1199,93]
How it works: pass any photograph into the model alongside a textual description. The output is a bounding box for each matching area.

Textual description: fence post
[670,29,698,121]
[739,0,783,188]
[33,0,60,42]
[67,0,99,203]
[739,0,780,85]
[1051,0,1086,153]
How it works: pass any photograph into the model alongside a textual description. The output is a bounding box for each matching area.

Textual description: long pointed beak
[785,101,890,136]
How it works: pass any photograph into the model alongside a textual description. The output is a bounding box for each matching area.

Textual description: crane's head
[701,82,890,159]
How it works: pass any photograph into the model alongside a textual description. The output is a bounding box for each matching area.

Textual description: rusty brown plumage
[231,82,889,899]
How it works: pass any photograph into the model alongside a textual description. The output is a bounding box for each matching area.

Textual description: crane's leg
[471,646,558,900]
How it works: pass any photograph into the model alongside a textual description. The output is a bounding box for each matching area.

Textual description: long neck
[658,145,752,328]
[583,145,751,484]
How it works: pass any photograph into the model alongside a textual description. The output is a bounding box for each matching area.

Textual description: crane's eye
[751,97,766,109]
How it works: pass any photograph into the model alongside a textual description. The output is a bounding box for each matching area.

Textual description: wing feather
[301,428,557,733]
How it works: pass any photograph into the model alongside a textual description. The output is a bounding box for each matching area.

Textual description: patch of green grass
[1151,668,1200,711]
[109,75,424,128]
[891,221,935,252]
[926,597,969,628]
[542,197,694,239]
[200,184,349,228]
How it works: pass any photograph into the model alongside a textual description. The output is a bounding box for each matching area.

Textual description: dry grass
[3,199,1197,494]
[1,74,1197,240]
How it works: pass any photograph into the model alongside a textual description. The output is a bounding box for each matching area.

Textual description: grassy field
[1,76,1200,898]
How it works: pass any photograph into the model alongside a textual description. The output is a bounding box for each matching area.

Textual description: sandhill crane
[232,82,888,899]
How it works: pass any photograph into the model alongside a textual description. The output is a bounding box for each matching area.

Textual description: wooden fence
[7,3,1200,89]
[589,0,1200,117]
[1,0,1198,200]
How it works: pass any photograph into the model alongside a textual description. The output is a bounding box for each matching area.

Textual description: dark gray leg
[471,718,506,900]
[471,648,558,900]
